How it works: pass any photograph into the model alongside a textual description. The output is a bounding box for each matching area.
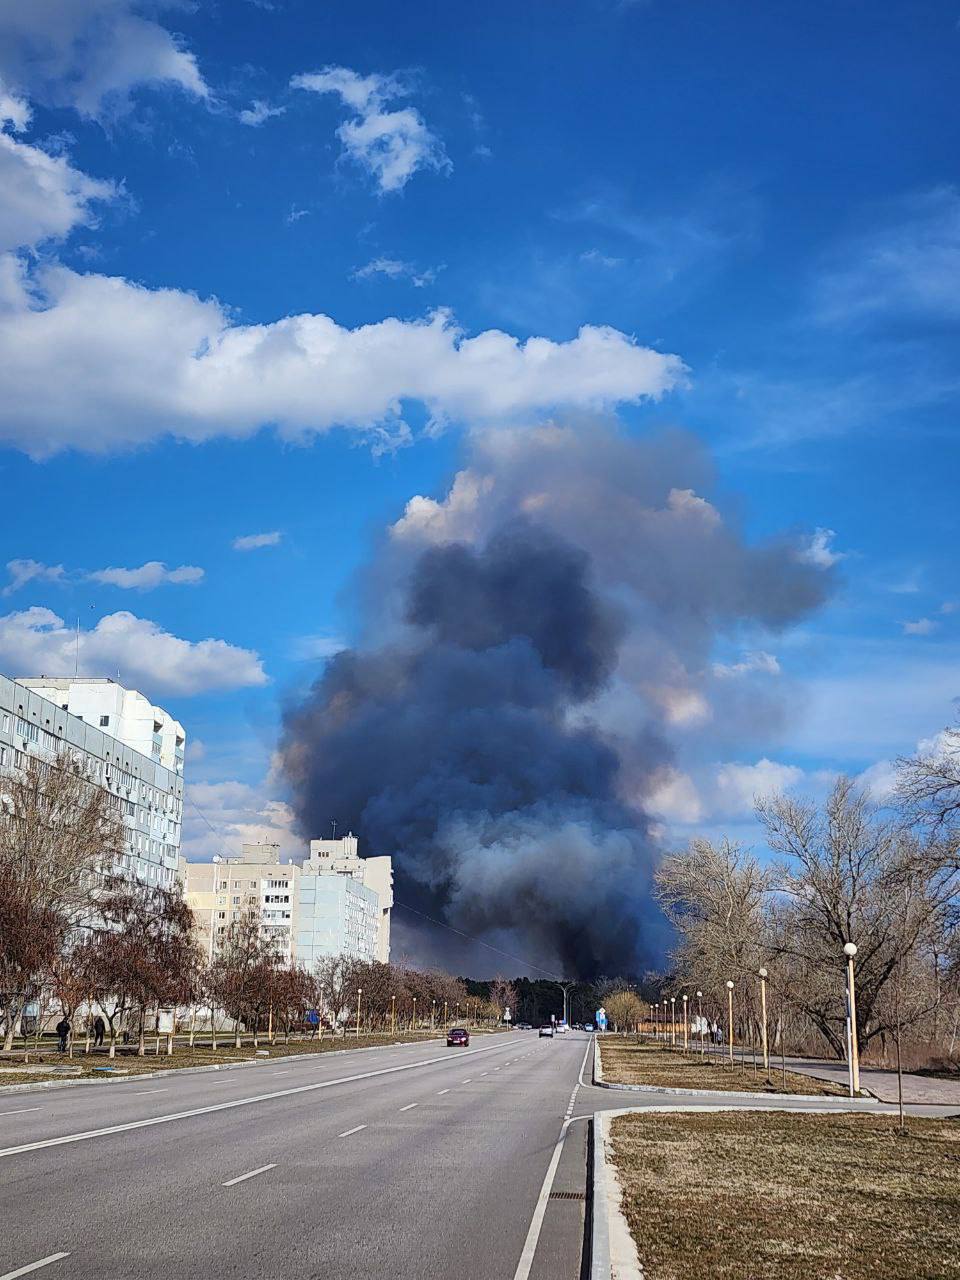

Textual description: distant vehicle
[446,1027,470,1047]
[584,1023,594,1032]
[516,1022,532,1030]
[555,1023,567,1033]
[539,1024,554,1038]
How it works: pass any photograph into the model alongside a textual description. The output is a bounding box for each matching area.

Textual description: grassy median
[0,1029,491,1086]
[599,1036,844,1096]
[609,1110,960,1280]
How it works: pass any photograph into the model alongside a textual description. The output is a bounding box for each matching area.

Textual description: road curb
[591,1035,875,1104]
[590,1111,642,1280]
[0,1036,447,1097]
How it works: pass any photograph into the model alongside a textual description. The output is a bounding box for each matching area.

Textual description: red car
[446,1027,470,1047]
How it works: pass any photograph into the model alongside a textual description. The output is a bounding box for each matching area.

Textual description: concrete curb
[590,1111,643,1280]
[592,1034,876,1105]
[0,1036,448,1097]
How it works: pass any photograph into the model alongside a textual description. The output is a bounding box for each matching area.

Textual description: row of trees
[648,726,960,1066]
[0,752,502,1057]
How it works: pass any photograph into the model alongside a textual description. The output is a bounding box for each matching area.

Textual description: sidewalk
[783,1055,960,1106]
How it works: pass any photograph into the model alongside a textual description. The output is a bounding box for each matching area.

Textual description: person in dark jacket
[93,1015,106,1048]
[55,1017,71,1053]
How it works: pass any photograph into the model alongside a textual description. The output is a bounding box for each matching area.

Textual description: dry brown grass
[599,1036,843,1096]
[609,1110,960,1280]
[0,1030,456,1086]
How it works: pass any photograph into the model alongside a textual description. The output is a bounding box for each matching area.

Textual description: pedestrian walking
[56,1016,71,1053]
[93,1015,106,1048]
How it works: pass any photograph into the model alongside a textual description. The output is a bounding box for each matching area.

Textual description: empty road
[0,1031,595,1280]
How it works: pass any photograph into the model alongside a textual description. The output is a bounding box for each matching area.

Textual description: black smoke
[278,424,835,978]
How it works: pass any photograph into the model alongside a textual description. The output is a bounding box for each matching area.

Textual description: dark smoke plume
[279,423,834,977]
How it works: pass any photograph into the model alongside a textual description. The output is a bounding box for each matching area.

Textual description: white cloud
[0,81,30,131]
[713,758,804,814]
[88,561,204,589]
[817,187,960,327]
[233,531,282,551]
[290,633,346,661]
[646,767,703,824]
[291,65,450,194]
[0,606,266,695]
[0,258,686,457]
[902,617,937,636]
[3,558,66,596]
[580,248,624,268]
[353,257,439,287]
[713,650,781,679]
[238,99,285,127]
[182,778,299,863]
[0,114,115,253]
[798,527,843,569]
[0,0,209,120]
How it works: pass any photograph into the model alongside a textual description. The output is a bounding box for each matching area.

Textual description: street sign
[504,1007,512,1022]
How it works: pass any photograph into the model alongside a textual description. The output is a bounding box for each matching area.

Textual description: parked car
[446,1027,470,1047]
[539,1024,554,1038]
[584,1023,594,1032]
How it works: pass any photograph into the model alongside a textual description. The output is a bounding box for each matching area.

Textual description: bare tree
[0,753,124,1049]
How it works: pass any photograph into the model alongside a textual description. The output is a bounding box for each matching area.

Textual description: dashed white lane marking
[462,1078,472,1084]
[133,1089,169,1095]
[338,1125,366,1138]
[437,1089,450,1096]
[0,1253,70,1279]
[512,1036,593,1280]
[222,1163,276,1187]
[480,1072,488,1077]
[398,1103,418,1112]
[0,1038,520,1161]
[271,1071,291,1076]
[0,1108,41,1116]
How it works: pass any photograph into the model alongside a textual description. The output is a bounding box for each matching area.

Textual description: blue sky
[0,0,957,869]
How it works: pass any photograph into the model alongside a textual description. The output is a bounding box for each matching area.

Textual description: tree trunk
[210,1004,218,1051]
[137,1010,146,1057]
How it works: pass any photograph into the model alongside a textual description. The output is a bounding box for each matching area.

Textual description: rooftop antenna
[331,819,338,840]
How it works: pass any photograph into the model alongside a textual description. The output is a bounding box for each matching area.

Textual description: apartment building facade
[1,674,184,890]
[183,843,298,962]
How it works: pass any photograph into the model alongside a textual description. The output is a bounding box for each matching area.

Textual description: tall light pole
[726,980,734,1066]
[412,996,417,1032]
[431,999,436,1031]
[355,987,362,1039]
[443,999,448,1028]
[670,995,676,1047]
[758,968,769,1075]
[682,994,689,1051]
[661,1000,668,1044]
[696,991,704,1058]
[390,993,396,1038]
[844,942,861,1095]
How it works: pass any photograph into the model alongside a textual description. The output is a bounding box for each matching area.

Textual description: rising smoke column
[279,422,835,977]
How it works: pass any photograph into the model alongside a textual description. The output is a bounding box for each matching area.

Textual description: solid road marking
[0,1037,522,1161]
[512,1036,593,1280]
[338,1125,366,1138]
[398,1103,418,1112]
[222,1163,276,1187]
[0,1108,41,1117]
[0,1254,70,1280]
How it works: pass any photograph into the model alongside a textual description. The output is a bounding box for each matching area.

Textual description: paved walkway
[781,1054,960,1106]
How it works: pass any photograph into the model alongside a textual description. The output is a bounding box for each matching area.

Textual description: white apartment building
[306,834,393,964]
[1,674,184,890]
[183,844,299,962]
[19,678,185,775]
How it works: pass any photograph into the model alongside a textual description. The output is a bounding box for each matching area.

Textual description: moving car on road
[538,1024,554,1038]
[446,1027,470,1047]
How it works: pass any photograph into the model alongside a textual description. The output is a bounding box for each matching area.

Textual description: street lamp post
[758,968,769,1075]
[412,996,417,1032]
[670,996,676,1047]
[726,980,734,1067]
[696,991,704,1058]
[682,994,689,1051]
[661,1000,668,1044]
[443,999,448,1029]
[844,942,861,1095]
[390,993,396,1038]
[356,988,362,1039]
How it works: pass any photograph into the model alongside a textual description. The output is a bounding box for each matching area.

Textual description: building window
[232,896,240,905]
[218,880,228,890]
[217,911,226,920]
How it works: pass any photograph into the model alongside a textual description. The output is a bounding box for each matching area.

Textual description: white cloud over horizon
[89,561,204,589]
[0,0,209,120]
[0,607,266,695]
[0,257,686,457]
[291,65,450,194]
[233,531,283,551]
[3,559,66,596]
[182,777,300,863]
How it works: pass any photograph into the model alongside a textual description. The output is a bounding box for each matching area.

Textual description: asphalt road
[0,1030,596,1280]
